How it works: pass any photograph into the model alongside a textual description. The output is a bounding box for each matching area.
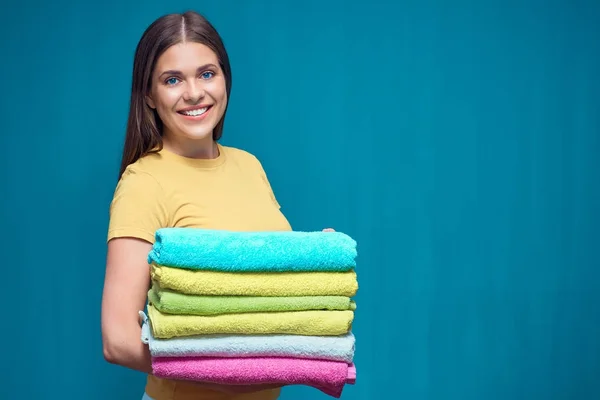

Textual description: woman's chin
[174,127,215,142]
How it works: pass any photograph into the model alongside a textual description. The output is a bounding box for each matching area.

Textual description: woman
[101,10,332,400]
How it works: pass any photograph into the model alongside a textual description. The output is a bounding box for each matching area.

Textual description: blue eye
[201,71,214,79]
[165,77,179,85]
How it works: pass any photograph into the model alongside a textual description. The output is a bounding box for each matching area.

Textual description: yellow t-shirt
[107,143,291,400]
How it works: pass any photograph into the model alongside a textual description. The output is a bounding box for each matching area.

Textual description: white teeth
[181,107,208,116]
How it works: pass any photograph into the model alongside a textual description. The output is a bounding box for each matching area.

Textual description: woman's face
[146,42,227,147]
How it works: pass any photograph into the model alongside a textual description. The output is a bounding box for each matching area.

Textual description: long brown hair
[118,11,232,178]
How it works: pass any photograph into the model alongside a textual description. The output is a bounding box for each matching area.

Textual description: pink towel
[151,356,356,398]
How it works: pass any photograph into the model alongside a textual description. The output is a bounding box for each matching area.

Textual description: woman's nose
[183,81,205,102]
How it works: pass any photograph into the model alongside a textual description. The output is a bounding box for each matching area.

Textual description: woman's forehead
[155,42,219,72]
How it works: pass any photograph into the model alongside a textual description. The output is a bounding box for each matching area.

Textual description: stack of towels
[139,228,359,398]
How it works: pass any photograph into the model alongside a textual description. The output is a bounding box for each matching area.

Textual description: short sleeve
[253,156,281,210]
[107,169,168,244]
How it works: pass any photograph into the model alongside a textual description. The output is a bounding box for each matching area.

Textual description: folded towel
[147,304,354,339]
[150,356,356,398]
[147,228,357,272]
[140,315,355,363]
[151,265,358,297]
[148,286,356,315]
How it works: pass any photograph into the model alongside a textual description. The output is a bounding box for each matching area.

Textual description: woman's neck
[162,135,219,159]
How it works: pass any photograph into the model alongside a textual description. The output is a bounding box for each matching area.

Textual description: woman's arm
[101,237,153,373]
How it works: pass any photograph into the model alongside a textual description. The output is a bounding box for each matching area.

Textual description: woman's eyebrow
[158,64,218,79]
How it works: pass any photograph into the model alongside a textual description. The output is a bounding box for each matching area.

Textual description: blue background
[1,0,599,399]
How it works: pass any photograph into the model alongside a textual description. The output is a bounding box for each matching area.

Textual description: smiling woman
[101,10,296,400]
[146,44,228,157]
[116,10,233,175]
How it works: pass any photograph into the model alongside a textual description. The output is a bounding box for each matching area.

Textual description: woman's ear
[145,95,156,109]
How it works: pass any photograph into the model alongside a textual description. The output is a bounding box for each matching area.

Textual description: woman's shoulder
[220,144,263,166]
[117,152,164,190]
[120,148,172,178]
[221,144,256,159]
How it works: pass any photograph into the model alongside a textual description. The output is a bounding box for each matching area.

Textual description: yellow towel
[151,265,358,296]
[147,304,354,339]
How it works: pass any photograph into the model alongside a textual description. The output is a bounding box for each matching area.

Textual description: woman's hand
[322,228,335,232]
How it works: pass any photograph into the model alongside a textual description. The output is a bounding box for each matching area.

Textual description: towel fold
[141,319,356,363]
[148,286,356,315]
[150,356,356,398]
[148,228,357,272]
[151,265,358,297]
[147,304,354,339]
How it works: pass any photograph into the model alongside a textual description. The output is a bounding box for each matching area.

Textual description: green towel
[148,285,357,315]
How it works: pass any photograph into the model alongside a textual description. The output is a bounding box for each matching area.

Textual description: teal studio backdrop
[1,0,599,399]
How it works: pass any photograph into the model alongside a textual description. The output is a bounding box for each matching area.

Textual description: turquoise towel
[147,228,357,272]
